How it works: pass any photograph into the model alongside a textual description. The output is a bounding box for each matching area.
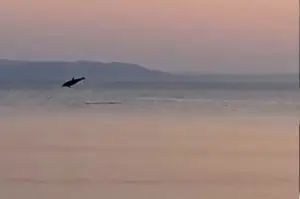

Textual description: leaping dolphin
[62,77,86,88]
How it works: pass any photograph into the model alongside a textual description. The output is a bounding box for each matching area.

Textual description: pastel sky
[0,0,298,73]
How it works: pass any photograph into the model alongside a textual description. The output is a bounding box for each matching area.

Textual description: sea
[0,80,298,118]
[0,79,298,199]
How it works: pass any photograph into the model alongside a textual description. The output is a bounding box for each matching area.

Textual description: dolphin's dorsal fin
[72,77,75,80]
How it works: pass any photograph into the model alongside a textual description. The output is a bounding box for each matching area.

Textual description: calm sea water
[0,82,297,199]
[0,82,298,118]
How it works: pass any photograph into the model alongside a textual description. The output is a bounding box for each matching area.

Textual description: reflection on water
[0,113,297,199]
[0,85,298,199]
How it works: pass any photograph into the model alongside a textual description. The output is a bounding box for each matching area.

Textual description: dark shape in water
[62,77,86,88]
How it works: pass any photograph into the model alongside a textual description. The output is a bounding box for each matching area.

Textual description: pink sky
[0,0,297,73]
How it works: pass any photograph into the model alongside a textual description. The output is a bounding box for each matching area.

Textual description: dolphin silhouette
[62,77,86,88]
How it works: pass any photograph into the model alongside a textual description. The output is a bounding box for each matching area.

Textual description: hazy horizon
[0,0,298,73]
[0,58,298,76]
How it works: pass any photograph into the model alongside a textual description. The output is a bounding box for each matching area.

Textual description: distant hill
[0,59,179,82]
[0,59,297,89]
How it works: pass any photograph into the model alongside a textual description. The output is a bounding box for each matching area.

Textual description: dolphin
[62,77,86,88]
